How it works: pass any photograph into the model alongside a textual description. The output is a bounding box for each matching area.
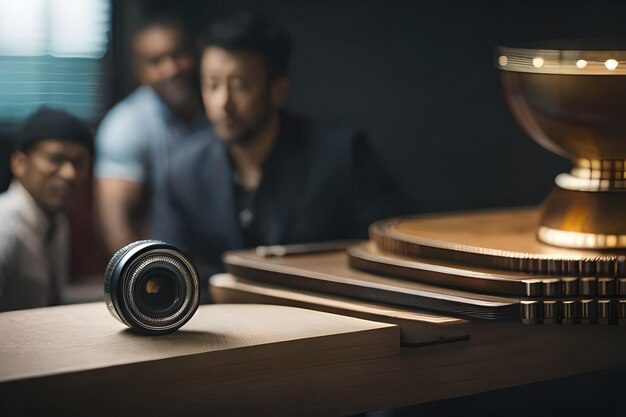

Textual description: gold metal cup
[497,43,626,249]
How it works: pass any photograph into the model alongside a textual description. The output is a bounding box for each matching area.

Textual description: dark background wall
[130,0,626,213]
[5,0,626,213]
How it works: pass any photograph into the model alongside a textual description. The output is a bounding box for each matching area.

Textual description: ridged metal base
[363,208,626,325]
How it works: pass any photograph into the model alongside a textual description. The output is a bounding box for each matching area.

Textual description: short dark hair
[200,12,291,79]
[133,14,191,44]
[15,107,94,155]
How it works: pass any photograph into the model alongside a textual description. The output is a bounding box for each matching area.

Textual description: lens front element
[135,268,180,317]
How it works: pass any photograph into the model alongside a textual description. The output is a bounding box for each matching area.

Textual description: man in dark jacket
[153,13,405,294]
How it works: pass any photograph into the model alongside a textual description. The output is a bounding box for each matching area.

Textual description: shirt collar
[143,86,175,121]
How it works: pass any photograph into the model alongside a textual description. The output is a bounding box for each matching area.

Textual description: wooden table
[1,301,625,416]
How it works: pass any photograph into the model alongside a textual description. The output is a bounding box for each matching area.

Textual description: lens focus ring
[125,252,193,329]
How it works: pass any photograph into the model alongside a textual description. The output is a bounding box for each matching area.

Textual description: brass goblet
[497,42,626,249]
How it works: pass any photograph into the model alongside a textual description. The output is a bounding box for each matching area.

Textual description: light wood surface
[223,249,518,320]
[388,208,589,256]
[349,241,538,296]
[0,303,398,416]
[2,301,626,416]
[210,277,626,412]
[210,273,472,346]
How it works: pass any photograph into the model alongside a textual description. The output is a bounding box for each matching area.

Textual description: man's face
[201,46,286,144]
[11,140,91,215]
[134,26,197,112]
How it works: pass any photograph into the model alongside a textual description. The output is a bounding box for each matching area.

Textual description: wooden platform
[2,300,626,416]
[0,303,397,416]
[210,273,473,346]
[348,241,539,296]
[224,249,518,320]
[209,278,626,414]
[4,207,626,415]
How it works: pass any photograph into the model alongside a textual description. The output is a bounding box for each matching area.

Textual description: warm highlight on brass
[498,42,626,248]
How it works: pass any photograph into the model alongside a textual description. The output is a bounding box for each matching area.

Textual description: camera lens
[104,240,200,335]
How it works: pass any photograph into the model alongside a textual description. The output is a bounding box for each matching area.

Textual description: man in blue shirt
[95,16,207,255]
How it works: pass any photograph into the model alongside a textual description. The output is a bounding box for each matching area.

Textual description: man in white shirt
[0,107,93,311]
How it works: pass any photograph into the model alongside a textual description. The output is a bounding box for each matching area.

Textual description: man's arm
[94,101,152,255]
[95,178,145,255]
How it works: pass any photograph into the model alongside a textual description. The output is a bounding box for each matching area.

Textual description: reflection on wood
[223,249,518,320]
[210,273,472,346]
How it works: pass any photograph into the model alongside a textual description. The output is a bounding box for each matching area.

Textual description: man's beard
[219,104,273,146]
[153,73,199,115]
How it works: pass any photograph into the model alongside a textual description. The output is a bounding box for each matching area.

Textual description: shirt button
[239,208,253,227]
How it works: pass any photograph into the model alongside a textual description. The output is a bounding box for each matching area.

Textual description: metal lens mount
[104,240,200,335]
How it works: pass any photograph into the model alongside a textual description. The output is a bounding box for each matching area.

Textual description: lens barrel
[104,240,200,335]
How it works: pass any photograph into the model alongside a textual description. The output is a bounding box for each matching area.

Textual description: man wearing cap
[0,107,93,311]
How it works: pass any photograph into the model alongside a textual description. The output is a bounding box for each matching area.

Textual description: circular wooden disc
[347,242,540,297]
[369,208,626,277]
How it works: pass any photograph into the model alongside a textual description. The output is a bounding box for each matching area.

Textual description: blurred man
[0,107,93,311]
[95,16,207,255]
[153,13,405,294]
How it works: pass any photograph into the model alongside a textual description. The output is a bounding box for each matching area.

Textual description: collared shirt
[0,182,69,311]
[94,86,208,195]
